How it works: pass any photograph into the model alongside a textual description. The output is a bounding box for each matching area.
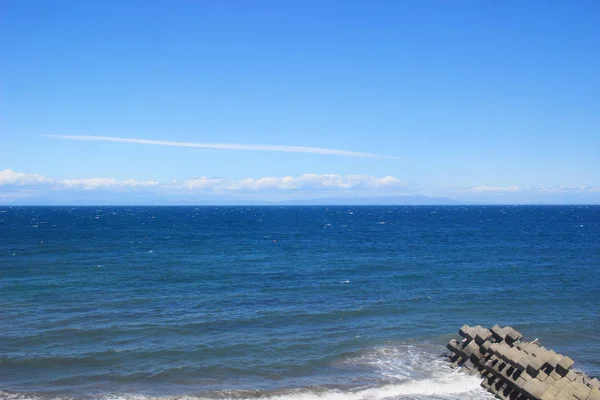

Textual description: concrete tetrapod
[445,325,598,400]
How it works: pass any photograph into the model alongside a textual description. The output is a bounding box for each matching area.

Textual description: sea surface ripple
[1,206,599,399]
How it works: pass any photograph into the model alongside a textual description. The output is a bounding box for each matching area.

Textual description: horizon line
[3,203,600,207]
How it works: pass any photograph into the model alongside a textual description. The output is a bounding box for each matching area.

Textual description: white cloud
[538,185,598,193]
[181,174,407,192]
[0,169,404,193]
[469,185,522,193]
[60,178,119,189]
[0,169,160,190]
[45,135,392,158]
[374,176,404,187]
[0,169,49,186]
[59,178,159,190]
[182,177,228,190]
[122,179,160,187]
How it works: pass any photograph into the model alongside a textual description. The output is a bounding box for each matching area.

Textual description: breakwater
[446,325,600,400]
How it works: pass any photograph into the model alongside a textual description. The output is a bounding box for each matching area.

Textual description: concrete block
[544,376,558,386]
[498,348,511,364]
[524,343,537,356]
[459,324,476,340]
[516,354,530,371]
[485,374,499,386]
[496,382,509,399]
[559,382,576,398]
[545,350,563,369]
[484,358,495,372]
[449,353,462,363]
[505,327,523,345]
[555,392,574,400]
[524,378,549,398]
[574,384,591,400]
[500,366,516,384]
[476,356,488,368]
[486,356,500,372]
[475,327,492,345]
[550,369,562,381]
[526,356,544,378]
[542,364,554,376]
[567,370,578,381]
[516,376,529,390]
[516,341,529,351]
[462,341,476,355]
[500,383,514,398]
[556,356,575,376]
[447,325,595,400]
[532,380,550,398]
[587,387,600,400]
[492,324,508,342]
[464,341,484,363]
[552,377,568,392]
[554,392,570,400]
[511,368,525,383]
[498,361,509,374]
[507,348,524,367]
[481,340,492,350]
[493,379,505,392]
[530,345,550,360]
[459,359,475,373]
[537,370,549,382]
[489,343,498,357]
[520,371,533,381]
[499,345,520,365]
[541,385,560,400]
[447,339,460,353]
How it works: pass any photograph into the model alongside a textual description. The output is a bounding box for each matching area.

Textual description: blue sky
[1,0,599,204]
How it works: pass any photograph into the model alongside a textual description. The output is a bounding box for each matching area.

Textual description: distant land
[1,196,463,206]
[2,192,600,206]
[276,195,467,205]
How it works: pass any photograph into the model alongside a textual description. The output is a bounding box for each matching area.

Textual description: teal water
[1,206,599,400]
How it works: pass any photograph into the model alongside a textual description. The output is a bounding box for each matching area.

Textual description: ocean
[1,205,599,400]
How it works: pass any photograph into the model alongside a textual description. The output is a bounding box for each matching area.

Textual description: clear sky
[1,0,599,204]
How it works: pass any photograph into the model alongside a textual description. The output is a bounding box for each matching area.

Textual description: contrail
[45,135,391,158]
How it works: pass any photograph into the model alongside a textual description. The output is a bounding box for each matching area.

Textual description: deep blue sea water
[1,206,599,400]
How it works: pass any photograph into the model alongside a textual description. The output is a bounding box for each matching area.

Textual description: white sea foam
[96,374,489,400]
[2,375,490,400]
[262,376,486,400]
[101,346,491,400]
[2,346,493,400]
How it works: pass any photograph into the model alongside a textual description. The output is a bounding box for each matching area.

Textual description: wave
[197,375,487,400]
[0,344,493,400]
[1,375,488,400]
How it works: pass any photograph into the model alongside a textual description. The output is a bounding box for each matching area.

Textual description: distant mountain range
[4,193,599,206]
[275,195,465,205]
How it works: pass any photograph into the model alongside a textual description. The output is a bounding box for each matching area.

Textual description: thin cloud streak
[45,135,391,158]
